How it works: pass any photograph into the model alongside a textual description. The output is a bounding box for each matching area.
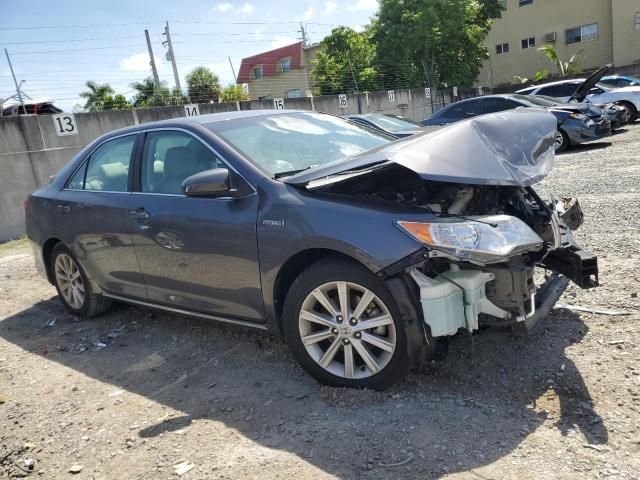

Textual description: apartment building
[237,42,321,100]
[477,0,640,86]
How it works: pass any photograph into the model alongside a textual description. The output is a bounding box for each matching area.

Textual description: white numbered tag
[273,98,285,109]
[338,94,348,108]
[387,90,395,102]
[425,87,431,99]
[452,86,458,97]
[184,104,200,117]
[52,113,78,136]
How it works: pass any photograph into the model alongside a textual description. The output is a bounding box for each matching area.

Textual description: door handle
[128,208,150,220]
[57,204,70,214]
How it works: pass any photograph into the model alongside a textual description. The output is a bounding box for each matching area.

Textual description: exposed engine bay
[314,164,599,337]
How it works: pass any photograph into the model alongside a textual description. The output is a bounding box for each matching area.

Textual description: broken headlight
[397,215,543,264]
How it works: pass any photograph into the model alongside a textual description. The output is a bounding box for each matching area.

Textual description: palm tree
[186,66,221,104]
[79,81,115,111]
[538,44,584,77]
[130,77,164,107]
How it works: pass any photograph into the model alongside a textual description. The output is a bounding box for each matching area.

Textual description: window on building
[565,23,598,45]
[521,37,536,49]
[252,65,263,80]
[635,12,640,31]
[519,0,532,6]
[278,57,292,73]
[285,89,302,98]
[496,43,509,54]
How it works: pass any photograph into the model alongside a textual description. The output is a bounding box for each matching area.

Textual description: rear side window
[140,130,224,195]
[440,100,481,118]
[480,98,520,114]
[67,135,136,192]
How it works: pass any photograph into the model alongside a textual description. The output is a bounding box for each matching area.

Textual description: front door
[129,129,264,322]
[55,133,146,298]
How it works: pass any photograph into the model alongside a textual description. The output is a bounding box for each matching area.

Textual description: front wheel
[554,129,569,153]
[51,244,111,318]
[283,258,411,390]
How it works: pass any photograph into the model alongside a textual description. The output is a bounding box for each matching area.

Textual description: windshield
[512,94,559,107]
[366,114,422,132]
[207,112,393,177]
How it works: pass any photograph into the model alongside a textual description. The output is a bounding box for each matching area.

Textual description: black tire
[617,101,637,123]
[282,257,412,390]
[555,129,569,153]
[50,243,111,318]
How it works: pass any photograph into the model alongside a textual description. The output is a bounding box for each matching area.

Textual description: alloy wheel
[298,281,396,379]
[553,131,564,150]
[54,253,85,309]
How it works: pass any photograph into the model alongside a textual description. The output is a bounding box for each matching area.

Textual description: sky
[1,0,379,111]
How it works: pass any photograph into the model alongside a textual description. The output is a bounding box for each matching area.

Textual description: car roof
[98,109,317,137]
[523,79,585,89]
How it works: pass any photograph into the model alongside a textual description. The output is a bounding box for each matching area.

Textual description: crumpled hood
[285,109,558,187]
[570,65,611,102]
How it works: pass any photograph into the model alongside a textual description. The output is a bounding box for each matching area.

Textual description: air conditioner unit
[544,32,557,43]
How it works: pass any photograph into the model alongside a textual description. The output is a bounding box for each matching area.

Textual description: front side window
[521,37,535,49]
[141,131,223,195]
[278,57,292,72]
[496,43,509,54]
[207,112,392,177]
[566,23,598,44]
[72,135,136,192]
[537,83,579,97]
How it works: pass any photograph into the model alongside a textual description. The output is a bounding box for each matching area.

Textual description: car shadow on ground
[0,297,607,479]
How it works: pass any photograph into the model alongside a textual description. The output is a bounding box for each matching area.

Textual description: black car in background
[344,113,424,138]
[420,94,611,152]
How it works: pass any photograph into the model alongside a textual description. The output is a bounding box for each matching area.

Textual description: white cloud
[347,0,378,12]
[271,36,299,49]
[119,53,158,72]
[302,6,315,21]
[240,2,254,14]
[323,1,337,14]
[213,2,232,12]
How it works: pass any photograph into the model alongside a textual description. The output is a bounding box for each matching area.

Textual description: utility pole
[228,56,237,83]
[299,23,309,47]
[162,21,181,92]
[145,29,160,88]
[4,49,25,113]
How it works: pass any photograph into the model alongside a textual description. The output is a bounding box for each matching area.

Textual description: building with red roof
[237,41,321,100]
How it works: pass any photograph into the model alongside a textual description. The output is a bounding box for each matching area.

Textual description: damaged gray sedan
[26,109,598,390]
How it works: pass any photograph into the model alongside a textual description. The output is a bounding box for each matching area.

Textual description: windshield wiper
[273,167,311,179]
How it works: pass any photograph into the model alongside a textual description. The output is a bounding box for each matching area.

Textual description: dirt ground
[1,123,639,480]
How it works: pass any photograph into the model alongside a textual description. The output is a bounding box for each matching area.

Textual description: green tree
[371,0,502,89]
[79,81,115,111]
[130,77,164,107]
[186,66,221,103]
[147,86,188,107]
[312,26,381,95]
[103,94,132,110]
[538,44,584,77]
[220,84,250,102]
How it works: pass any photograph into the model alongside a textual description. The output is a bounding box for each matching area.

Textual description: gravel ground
[1,123,639,480]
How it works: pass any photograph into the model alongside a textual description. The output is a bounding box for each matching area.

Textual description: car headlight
[397,215,543,263]
[569,112,589,121]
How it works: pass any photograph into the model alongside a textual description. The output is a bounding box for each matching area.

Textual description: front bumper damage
[397,197,598,337]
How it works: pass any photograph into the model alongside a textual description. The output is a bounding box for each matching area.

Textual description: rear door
[128,128,264,322]
[55,133,146,298]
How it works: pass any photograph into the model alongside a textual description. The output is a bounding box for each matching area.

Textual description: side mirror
[183,168,235,197]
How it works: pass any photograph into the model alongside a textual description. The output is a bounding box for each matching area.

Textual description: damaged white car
[26,108,598,390]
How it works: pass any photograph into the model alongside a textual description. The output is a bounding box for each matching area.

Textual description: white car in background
[516,65,640,122]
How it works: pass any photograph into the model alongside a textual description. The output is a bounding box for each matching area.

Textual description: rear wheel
[554,129,569,152]
[51,244,111,318]
[283,258,411,390]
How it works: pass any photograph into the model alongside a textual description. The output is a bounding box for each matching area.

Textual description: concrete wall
[0,86,465,242]
[478,0,624,86]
